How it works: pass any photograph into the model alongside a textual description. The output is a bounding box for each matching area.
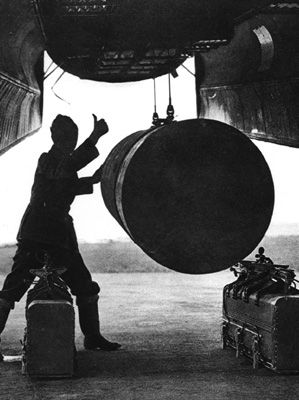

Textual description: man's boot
[76,295,121,351]
[0,298,14,361]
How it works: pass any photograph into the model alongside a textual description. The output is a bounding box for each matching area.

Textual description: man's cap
[51,114,78,143]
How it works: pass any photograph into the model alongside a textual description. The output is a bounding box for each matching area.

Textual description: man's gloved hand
[89,114,109,145]
[92,165,104,184]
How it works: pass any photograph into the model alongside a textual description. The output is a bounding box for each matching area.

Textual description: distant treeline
[0,241,166,274]
[247,236,299,269]
[0,236,298,274]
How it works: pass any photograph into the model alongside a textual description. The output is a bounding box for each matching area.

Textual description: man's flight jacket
[17,138,99,250]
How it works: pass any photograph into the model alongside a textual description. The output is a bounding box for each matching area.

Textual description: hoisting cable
[168,73,172,103]
[154,78,157,113]
[44,64,61,80]
[152,78,160,126]
[44,62,65,81]
[166,73,174,122]
[152,74,176,126]
[181,63,195,77]
[51,70,71,105]
[44,61,54,77]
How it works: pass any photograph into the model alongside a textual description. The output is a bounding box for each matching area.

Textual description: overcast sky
[0,58,298,245]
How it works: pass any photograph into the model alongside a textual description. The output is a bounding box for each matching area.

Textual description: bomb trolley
[222,248,299,373]
[22,254,76,378]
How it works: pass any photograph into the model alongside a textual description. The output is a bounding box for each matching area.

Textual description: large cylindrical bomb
[101,119,274,274]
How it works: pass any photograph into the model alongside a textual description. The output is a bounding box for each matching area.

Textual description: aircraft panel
[0,0,44,155]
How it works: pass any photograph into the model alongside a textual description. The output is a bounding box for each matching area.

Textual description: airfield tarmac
[0,271,298,400]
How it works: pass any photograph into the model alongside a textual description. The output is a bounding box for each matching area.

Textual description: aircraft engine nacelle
[101,119,274,274]
[196,7,299,147]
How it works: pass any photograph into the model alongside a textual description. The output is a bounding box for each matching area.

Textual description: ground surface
[0,271,298,400]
